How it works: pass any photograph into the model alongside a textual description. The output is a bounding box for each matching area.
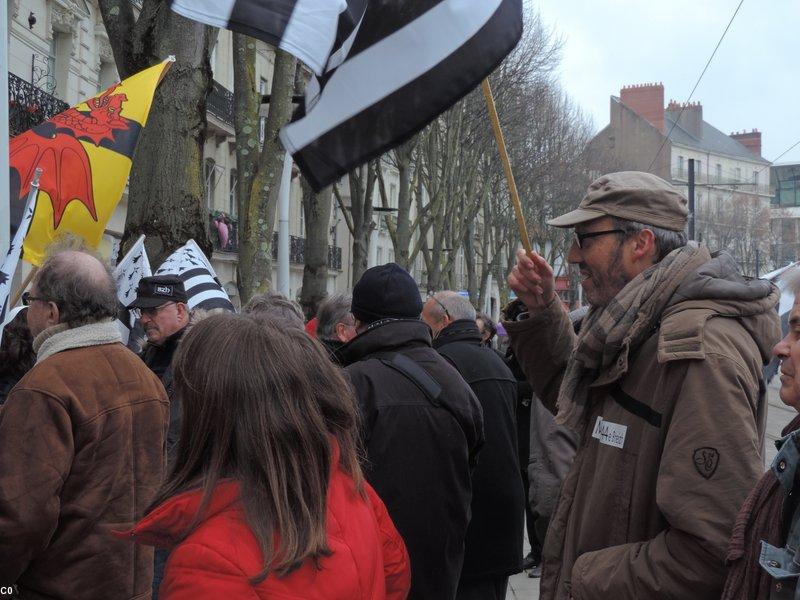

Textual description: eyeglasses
[21,291,50,306]
[131,302,175,320]
[572,229,627,249]
[429,295,451,320]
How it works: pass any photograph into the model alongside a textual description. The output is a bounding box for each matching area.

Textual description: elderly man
[243,291,305,330]
[338,263,484,600]
[506,171,780,599]
[315,293,357,360]
[0,250,168,599]
[722,269,800,600]
[423,291,524,600]
[128,275,190,455]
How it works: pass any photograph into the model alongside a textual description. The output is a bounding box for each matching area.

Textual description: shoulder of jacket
[657,306,750,364]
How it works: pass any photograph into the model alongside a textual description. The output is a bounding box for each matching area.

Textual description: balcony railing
[9,72,69,136]
[207,80,234,129]
[271,232,343,271]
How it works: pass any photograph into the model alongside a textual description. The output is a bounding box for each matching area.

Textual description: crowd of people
[0,170,798,600]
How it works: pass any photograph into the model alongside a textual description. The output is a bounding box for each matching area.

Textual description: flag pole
[481,79,533,255]
[8,168,44,307]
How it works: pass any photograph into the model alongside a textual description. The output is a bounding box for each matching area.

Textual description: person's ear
[46,301,60,326]
[630,229,657,263]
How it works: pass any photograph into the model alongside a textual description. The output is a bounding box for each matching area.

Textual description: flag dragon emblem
[10,84,132,229]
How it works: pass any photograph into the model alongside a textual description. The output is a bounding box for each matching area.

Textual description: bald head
[422,291,477,337]
[30,249,118,332]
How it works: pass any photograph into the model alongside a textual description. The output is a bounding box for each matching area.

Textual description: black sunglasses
[21,291,50,306]
[573,229,627,249]
[429,295,451,320]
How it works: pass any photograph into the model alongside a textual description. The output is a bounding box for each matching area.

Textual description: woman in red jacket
[118,312,411,599]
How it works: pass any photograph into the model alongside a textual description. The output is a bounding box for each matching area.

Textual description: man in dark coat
[423,291,525,600]
[128,275,190,456]
[338,263,484,600]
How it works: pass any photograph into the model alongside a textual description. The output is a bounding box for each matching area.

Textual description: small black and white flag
[114,234,152,344]
[155,240,235,312]
[167,0,362,77]
[0,185,39,343]
[281,0,523,190]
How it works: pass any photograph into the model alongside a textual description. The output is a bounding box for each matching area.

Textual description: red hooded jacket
[117,444,410,600]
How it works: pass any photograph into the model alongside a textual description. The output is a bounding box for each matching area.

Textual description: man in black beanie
[338,263,485,600]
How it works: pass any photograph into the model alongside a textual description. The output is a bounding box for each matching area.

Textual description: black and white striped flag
[155,240,235,312]
[114,234,152,344]
[281,0,523,191]
[168,0,363,77]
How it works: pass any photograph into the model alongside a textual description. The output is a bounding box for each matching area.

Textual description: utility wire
[757,138,800,176]
[647,0,746,172]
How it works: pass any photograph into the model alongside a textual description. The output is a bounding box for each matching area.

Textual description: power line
[647,0,746,172]
[757,138,800,176]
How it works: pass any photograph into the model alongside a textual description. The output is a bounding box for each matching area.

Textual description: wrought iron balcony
[207,80,234,129]
[271,232,343,271]
[9,72,69,136]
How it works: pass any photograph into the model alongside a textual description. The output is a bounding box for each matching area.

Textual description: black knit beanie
[351,263,422,324]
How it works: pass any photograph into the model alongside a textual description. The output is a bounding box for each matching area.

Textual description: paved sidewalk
[503,383,789,600]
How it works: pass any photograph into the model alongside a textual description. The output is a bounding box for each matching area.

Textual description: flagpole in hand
[481,78,534,255]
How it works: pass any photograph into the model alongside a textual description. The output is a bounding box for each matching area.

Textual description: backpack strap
[375,352,443,406]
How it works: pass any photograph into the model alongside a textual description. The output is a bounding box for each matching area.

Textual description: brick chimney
[730,129,762,157]
[620,83,665,132]
[665,100,703,139]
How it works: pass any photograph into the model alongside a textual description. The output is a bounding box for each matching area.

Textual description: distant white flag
[155,240,234,312]
[0,178,40,344]
[113,235,152,343]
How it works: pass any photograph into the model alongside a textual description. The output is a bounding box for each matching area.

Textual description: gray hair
[612,217,687,261]
[430,291,476,321]
[782,265,800,296]
[316,293,353,340]
[243,292,305,330]
[34,249,118,328]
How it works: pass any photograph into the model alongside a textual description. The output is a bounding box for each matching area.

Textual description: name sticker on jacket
[592,417,627,449]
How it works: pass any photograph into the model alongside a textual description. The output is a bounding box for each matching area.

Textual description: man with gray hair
[243,291,305,330]
[315,293,357,360]
[422,291,525,600]
[506,171,780,599]
[0,249,169,599]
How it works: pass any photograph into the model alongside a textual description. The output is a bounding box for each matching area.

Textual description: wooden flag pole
[9,267,36,308]
[481,78,534,255]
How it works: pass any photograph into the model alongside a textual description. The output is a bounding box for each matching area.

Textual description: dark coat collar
[337,319,432,366]
[432,319,482,349]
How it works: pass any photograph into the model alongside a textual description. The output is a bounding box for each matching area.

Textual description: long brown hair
[148,312,364,580]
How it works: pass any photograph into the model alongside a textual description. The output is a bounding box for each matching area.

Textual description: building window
[735,167,742,182]
[299,203,305,236]
[678,156,685,178]
[259,77,269,144]
[752,170,759,190]
[376,246,383,265]
[204,158,217,210]
[715,163,722,183]
[389,182,398,208]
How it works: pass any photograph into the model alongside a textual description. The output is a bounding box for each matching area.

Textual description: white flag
[113,235,152,343]
[155,240,234,312]
[0,185,40,344]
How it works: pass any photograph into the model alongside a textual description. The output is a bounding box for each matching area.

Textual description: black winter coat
[339,319,484,600]
[140,327,186,456]
[434,320,525,580]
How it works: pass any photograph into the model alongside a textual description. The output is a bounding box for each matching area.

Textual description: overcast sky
[532,0,800,164]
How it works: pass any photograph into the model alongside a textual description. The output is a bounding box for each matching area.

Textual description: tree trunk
[464,222,478,304]
[348,162,377,284]
[98,0,218,264]
[300,179,333,318]
[233,41,297,301]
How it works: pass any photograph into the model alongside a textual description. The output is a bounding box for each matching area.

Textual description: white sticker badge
[592,416,627,450]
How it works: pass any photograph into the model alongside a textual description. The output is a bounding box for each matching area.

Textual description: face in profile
[774,297,800,411]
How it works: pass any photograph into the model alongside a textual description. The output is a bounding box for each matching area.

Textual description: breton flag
[281,0,523,190]
[11,58,173,265]
[171,0,522,192]
[114,235,152,344]
[0,173,40,337]
[167,0,363,77]
[154,240,235,312]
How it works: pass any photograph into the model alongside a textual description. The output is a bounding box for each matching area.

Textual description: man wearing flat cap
[505,172,780,599]
[337,263,485,600]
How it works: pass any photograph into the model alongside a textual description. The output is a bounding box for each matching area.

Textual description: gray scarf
[556,243,711,432]
[34,319,122,363]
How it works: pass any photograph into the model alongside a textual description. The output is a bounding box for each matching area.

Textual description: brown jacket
[0,324,169,599]
[506,254,780,600]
